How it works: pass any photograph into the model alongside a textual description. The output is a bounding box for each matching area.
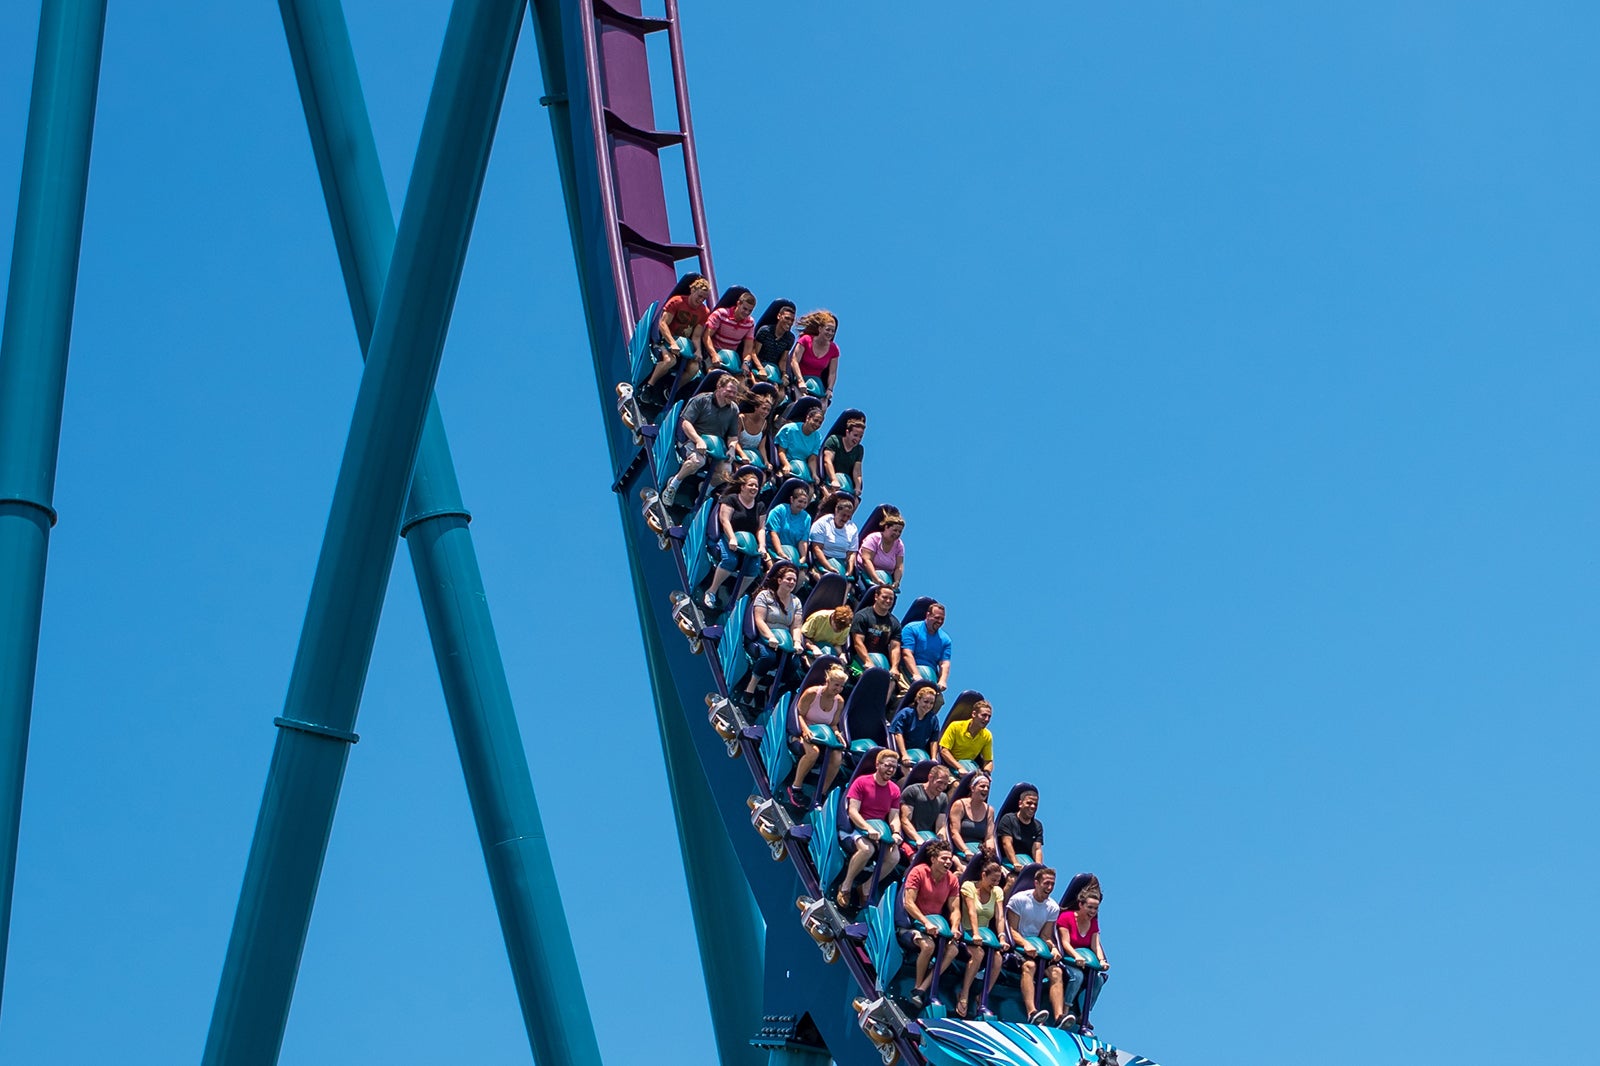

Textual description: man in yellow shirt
[938,700,993,774]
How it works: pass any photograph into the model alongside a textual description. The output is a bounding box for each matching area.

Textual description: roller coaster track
[540,3,1139,1065]
[535,0,915,1061]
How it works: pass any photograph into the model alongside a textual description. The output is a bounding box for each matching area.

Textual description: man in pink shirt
[835,749,904,909]
[900,839,961,1009]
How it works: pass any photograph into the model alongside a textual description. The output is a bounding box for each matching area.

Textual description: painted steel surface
[0,0,108,1011]
[272,1,602,1061]
[204,2,528,1062]
[918,1020,1160,1066]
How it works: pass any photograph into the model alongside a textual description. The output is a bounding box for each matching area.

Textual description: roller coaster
[1,2,1161,1064]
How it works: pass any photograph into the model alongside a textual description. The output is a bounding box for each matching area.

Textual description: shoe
[953,999,968,1019]
[1078,1021,1094,1036]
[908,989,926,1009]
[785,785,806,808]
[1027,1009,1049,1025]
[660,478,679,506]
[1051,1012,1076,1029]
[702,591,717,610]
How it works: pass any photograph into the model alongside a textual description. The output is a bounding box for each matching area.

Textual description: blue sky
[2,2,1596,1064]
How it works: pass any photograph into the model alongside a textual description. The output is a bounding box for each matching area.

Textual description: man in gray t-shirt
[663,374,744,504]
[898,763,952,845]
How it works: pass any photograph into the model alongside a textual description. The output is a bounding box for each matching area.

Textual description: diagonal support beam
[0,0,107,1014]
[203,2,528,1062]
[274,2,601,1062]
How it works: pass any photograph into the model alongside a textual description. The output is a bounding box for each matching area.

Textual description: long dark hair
[762,560,800,593]
[720,466,763,499]
[754,299,796,333]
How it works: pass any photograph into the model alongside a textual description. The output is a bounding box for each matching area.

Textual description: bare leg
[912,933,935,989]
[1019,959,1038,1015]
[1047,964,1065,1018]
[790,739,820,791]
[958,943,983,1011]
[704,565,734,600]
[817,751,843,797]
[839,838,876,898]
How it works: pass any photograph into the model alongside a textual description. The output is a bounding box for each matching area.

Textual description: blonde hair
[797,310,837,336]
[825,665,848,685]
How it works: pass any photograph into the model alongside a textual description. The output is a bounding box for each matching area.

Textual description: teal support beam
[203,1,527,1062]
[276,3,602,1062]
[0,0,107,1011]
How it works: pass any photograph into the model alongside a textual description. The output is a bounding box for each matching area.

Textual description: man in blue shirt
[899,602,952,692]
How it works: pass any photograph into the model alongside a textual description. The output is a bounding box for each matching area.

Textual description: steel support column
[0,0,107,1011]
[203,2,526,1062]
[276,3,601,1062]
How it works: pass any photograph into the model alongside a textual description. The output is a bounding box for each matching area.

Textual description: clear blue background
[1,2,1595,1063]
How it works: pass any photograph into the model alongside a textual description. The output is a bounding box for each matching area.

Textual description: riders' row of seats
[629,275,1110,1034]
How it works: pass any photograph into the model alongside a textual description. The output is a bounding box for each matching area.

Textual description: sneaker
[1027,1009,1050,1026]
[785,785,807,808]
[702,590,717,610]
[908,989,926,1009]
[660,478,680,506]
[1052,1012,1077,1029]
[1078,1021,1095,1036]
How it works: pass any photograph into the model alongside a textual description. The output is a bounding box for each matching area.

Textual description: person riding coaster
[649,273,711,396]
[895,839,963,1011]
[701,467,766,610]
[1054,871,1111,1036]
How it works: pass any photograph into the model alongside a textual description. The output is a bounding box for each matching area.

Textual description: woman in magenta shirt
[1055,873,1110,1034]
[784,310,840,401]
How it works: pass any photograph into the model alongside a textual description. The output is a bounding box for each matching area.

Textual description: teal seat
[818,555,847,576]
[914,829,937,843]
[924,915,953,937]
[1023,935,1056,960]
[916,665,938,683]
[713,348,740,372]
[863,818,893,840]
[968,927,1003,949]
[806,723,845,748]
[831,472,854,493]
[770,628,795,652]
[775,544,801,564]
[745,451,768,470]
[700,435,728,460]
[803,375,826,397]
[905,748,929,763]
[848,738,877,753]
[756,363,782,383]
[866,653,890,671]
[957,759,978,774]
[788,459,815,482]
[732,531,760,554]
